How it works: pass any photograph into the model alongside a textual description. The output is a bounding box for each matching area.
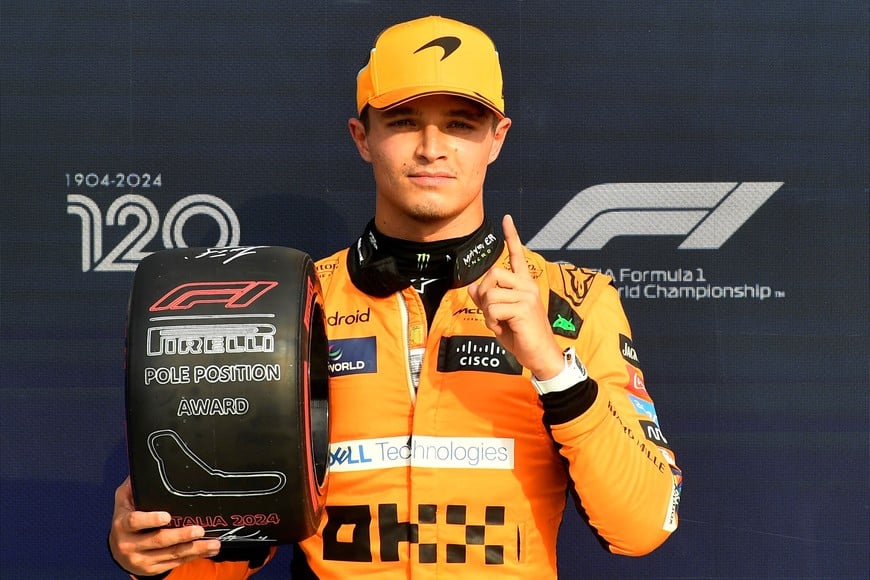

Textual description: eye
[387,118,415,128]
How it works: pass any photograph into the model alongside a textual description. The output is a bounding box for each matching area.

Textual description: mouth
[407,171,454,187]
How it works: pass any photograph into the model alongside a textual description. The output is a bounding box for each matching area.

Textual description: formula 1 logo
[527,182,783,250]
[149,281,278,312]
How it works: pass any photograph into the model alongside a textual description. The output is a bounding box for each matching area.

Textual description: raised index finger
[502,214,530,278]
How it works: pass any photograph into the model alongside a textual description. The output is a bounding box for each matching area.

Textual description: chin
[406,202,454,224]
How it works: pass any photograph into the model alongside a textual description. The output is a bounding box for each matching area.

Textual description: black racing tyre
[125,246,329,545]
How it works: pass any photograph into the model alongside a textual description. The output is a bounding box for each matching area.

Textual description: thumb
[114,476,136,514]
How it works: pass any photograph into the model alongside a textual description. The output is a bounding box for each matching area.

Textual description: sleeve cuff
[531,347,588,394]
[540,377,598,426]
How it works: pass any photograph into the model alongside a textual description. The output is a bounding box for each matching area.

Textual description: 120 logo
[67,194,240,272]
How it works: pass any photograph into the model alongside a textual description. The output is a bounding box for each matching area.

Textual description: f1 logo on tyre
[149,281,278,311]
[527,182,783,250]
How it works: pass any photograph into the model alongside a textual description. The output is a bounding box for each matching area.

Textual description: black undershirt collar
[347,219,504,323]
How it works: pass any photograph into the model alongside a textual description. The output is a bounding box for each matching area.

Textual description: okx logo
[527,182,782,250]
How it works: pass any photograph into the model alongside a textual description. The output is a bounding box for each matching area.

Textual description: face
[349,94,511,241]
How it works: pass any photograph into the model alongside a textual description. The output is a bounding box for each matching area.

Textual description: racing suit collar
[347,219,504,297]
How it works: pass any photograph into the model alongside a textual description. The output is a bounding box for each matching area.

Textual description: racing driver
[109,15,682,579]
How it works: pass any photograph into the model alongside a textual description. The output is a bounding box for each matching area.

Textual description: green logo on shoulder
[552,314,576,333]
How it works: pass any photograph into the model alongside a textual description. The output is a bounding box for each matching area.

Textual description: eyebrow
[379,104,488,122]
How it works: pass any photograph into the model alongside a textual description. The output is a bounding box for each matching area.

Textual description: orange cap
[356,16,505,118]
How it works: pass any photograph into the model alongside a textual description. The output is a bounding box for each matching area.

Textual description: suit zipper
[397,293,417,407]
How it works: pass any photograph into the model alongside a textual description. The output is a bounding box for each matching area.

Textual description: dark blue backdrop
[2,1,867,578]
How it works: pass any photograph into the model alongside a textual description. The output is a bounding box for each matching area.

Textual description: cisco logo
[437,336,522,375]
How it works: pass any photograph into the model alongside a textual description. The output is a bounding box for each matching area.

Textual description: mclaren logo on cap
[414,36,461,60]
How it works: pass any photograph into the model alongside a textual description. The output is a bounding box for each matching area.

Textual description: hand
[468,214,564,380]
[109,477,221,576]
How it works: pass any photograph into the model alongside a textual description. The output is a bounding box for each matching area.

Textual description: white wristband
[531,347,588,395]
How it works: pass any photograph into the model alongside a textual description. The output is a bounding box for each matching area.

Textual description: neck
[373,206,485,242]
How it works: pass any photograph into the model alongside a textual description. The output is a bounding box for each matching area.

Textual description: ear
[348,118,372,162]
[487,116,512,165]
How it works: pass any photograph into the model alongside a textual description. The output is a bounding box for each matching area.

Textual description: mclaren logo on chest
[436,336,523,375]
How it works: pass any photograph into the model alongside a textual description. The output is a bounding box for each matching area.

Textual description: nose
[415,124,448,162]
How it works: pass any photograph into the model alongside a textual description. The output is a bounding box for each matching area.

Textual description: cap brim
[367,88,505,119]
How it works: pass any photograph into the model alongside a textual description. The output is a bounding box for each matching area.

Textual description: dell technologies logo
[528,182,783,251]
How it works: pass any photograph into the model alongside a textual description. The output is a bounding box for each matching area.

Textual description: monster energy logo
[416,253,431,270]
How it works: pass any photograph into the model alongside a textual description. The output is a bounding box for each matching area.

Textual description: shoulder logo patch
[557,264,596,308]
[620,334,640,366]
[547,291,582,339]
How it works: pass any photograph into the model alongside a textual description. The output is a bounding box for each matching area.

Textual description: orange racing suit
[132,220,681,579]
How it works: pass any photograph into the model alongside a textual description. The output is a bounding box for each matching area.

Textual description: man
[109,15,681,578]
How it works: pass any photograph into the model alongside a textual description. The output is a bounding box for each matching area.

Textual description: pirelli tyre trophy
[125,246,329,545]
